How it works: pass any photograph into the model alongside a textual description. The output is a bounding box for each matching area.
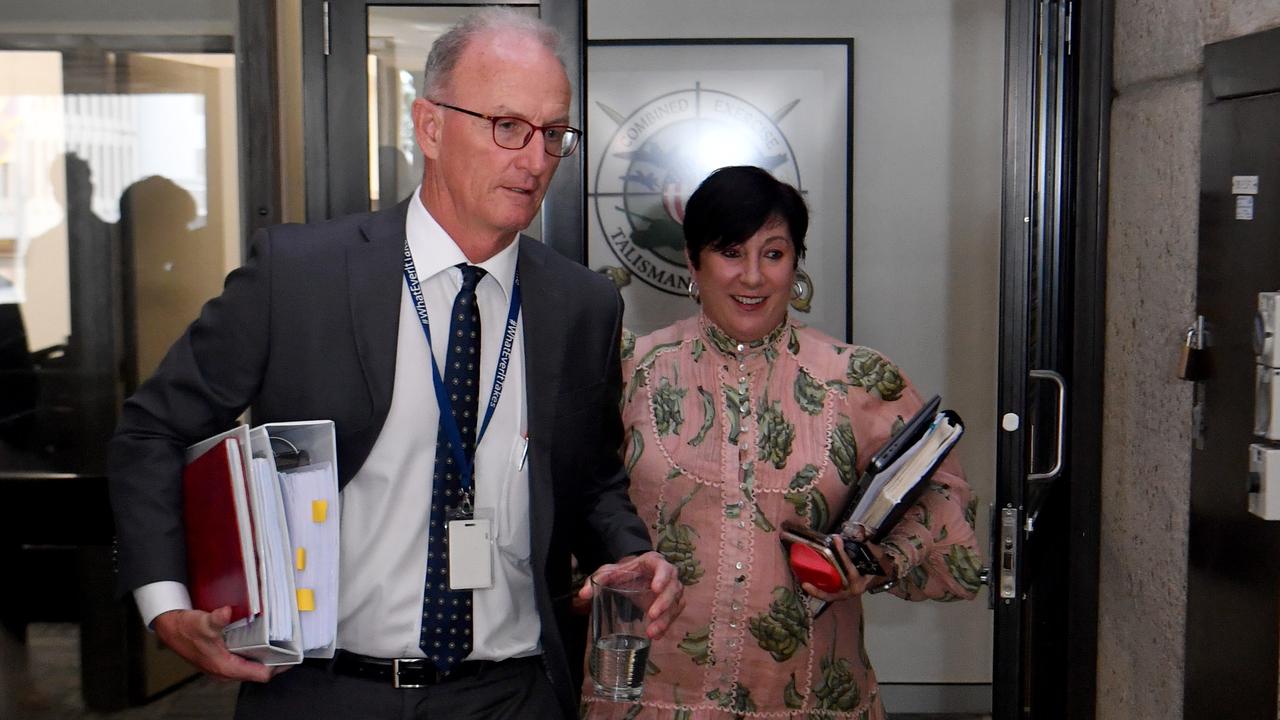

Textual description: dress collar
[698,313,791,360]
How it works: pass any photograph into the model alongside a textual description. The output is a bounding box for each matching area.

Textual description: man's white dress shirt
[135,191,541,661]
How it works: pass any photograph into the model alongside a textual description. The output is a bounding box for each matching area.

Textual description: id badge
[447,517,494,590]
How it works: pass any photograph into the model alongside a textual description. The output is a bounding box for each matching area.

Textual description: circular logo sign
[592,85,802,295]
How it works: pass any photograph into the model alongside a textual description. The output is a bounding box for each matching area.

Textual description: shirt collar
[406,187,520,299]
[698,312,792,360]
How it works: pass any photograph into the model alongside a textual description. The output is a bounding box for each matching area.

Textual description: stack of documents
[183,420,340,665]
[835,395,965,541]
[278,461,339,650]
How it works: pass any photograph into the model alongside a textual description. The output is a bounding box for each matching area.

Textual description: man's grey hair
[422,8,565,100]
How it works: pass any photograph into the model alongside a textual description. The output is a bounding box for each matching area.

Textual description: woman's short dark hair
[682,165,808,269]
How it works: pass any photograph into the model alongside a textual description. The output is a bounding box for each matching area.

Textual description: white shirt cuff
[133,581,193,629]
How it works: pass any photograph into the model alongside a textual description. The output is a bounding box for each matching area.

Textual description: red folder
[183,437,254,622]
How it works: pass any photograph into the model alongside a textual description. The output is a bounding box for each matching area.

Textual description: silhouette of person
[118,175,219,384]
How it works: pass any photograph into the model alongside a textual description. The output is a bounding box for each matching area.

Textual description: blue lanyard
[402,244,522,496]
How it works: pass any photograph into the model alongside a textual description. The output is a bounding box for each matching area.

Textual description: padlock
[1178,321,1212,382]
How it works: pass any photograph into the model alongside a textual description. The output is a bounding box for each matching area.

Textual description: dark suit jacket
[107,199,652,718]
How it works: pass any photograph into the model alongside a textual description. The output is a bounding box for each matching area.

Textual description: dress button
[739,404,749,413]
[738,521,746,528]
[731,602,741,612]
[736,344,745,353]
[735,561,744,570]
[741,462,750,470]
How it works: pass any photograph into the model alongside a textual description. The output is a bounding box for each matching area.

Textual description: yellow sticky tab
[296,588,315,612]
[295,547,306,571]
[311,499,328,523]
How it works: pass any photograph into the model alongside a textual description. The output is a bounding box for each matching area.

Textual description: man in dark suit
[108,9,681,719]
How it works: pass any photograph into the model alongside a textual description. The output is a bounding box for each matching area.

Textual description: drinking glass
[589,566,654,701]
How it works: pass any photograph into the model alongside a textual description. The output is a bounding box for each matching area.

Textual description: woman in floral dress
[583,166,983,720]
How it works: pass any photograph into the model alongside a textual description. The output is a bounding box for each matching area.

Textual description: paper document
[278,461,339,650]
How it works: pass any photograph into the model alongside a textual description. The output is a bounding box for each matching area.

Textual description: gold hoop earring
[687,279,700,303]
[791,280,804,300]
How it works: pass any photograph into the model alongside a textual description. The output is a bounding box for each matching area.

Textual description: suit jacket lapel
[518,237,566,574]
[347,200,410,425]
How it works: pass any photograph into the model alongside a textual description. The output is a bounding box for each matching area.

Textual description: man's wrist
[133,581,193,629]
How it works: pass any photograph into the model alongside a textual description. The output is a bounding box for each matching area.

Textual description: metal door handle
[1028,369,1066,481]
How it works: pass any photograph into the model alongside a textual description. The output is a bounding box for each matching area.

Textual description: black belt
[305,651,531,689]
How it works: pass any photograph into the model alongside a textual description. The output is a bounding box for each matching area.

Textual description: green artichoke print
[783,672,805,709]
[788,327,801,356]
[691,338,706,363]
[748,586,810,662]
[794,369,828,415]
[620,328,636,362]
[965,496,979,530]
[704,324,741,356]
[646,657,661,676]
[656,486,704,586]
[784,486,830,532]
[829,417,857,486]
[625,427,643,475]
[756,398,795,469]
[825,378,850,397]
[740,464,775,532]
[813,653,861,711]
[706,683,756,715]
[904,562,930,592]
[763,344,779,364]
[789,463,820,490]
[653,375,687,437]
[620,704,642,720]
[635,340,683,370]
[945,544,984,594]
[674,708,692,720]
[846,347,905,401]
[688,386,715,447]
[676,624,712,665]
[723,385,749,446]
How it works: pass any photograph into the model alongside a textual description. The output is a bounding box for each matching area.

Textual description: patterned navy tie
[420,263,485,671]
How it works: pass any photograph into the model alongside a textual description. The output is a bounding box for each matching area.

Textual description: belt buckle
[392,658,428,689]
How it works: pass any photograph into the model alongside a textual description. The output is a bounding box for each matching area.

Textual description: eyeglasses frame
[429,100,582,157]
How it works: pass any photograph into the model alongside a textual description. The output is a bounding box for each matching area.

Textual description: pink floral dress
[582,315,982,720]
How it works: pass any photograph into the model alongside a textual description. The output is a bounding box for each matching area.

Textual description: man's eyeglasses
[431,100,582,157]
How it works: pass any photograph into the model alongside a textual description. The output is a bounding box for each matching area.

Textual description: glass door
[0,41,241,478]
[0,24,246,711]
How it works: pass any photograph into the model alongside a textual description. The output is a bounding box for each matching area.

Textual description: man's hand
[152,606,283,682]
[576,551,685,641]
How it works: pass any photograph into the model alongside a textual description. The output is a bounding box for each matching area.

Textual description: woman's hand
[576,551,685,640]
[799,535,895,603]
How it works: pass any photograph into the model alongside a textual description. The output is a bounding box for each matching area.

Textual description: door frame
[993,0,1108,717]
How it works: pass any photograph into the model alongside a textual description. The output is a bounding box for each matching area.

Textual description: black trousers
[234,656,563,720]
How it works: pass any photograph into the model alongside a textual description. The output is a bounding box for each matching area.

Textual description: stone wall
[1100,2,1280,719]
